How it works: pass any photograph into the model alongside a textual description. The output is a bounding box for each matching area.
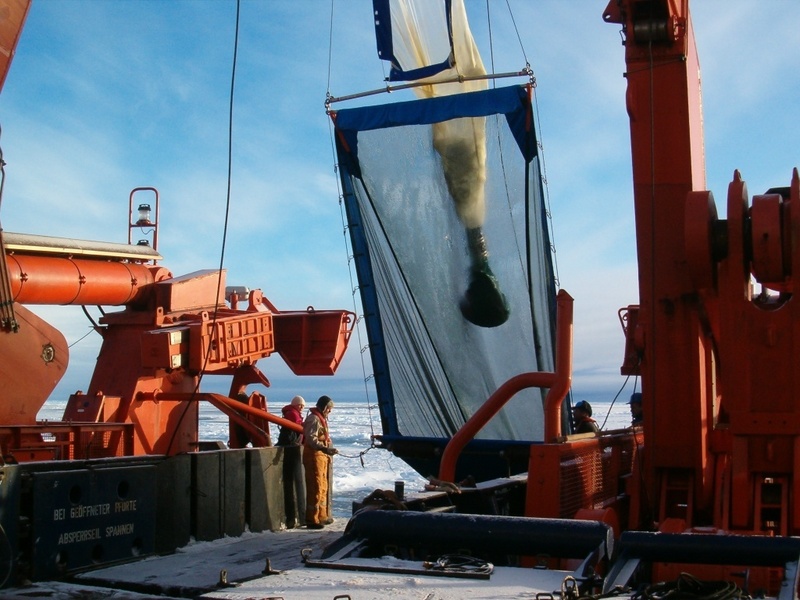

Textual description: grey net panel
[341,96,556,442]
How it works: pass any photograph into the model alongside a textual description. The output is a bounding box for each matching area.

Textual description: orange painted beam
[135,391,303,433]
[6,254,168,306]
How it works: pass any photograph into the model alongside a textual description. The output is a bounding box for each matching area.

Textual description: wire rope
[633,572,751,600]
[326,0,382,448]
[165,0,240,455]
[505,0,529,67]
[484,2,561,392]
[68,326,96,349]
[425,554,494,576]
[0,127,18,332]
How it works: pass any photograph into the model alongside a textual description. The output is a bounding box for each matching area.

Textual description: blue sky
[1,1,798,410]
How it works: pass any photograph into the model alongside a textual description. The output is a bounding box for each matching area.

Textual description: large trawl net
[333,85,557,443]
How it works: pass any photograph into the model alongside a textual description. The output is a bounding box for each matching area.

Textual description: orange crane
[0,1,356,583]
[0,0,354,461]
[431,1,799,592]
[606,0,799,539]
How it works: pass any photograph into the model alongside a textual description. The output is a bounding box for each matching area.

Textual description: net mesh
[336,86,558,442]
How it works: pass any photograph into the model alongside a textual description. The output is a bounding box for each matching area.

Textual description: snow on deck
[1,516,587,599]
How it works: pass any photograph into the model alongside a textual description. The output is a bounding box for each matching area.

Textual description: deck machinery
[0,0,354,583]
[605,0,800,587]
[1,0,799,596]
[421,0,800,594]
[606,0,800,545]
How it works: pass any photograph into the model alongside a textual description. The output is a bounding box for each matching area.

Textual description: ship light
[136,203,152,225]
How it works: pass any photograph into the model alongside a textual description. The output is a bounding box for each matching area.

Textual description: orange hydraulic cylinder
[6,254,167,306]
[135,391,303,433]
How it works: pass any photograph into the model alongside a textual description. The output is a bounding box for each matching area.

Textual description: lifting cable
[326,0,382,450]
[487,1,564,293]
[0,128,18,332]
[483,0,558,354]
[166,0,241,455]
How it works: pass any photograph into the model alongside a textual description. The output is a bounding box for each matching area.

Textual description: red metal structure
[2,0,797,591]
[0,2,354,464]
[0,231,354,460]
[433,0,798,589]
[0,3,359,581]
[604,0,799,540]
[604,0,714,533]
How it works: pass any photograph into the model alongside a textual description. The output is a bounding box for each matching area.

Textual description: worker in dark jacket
[628,392,643,426]
[277,395,306,529]
[302,395,338,529]
[572,400,599,434]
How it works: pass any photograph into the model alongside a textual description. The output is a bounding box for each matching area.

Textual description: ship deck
[5,520,347,599]
[1,516,588,600]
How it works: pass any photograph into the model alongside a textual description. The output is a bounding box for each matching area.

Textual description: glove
[325,447,339,456]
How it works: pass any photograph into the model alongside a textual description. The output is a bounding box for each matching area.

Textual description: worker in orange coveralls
[302,395,338,529]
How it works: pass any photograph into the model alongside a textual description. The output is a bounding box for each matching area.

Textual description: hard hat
[573,400,592,416]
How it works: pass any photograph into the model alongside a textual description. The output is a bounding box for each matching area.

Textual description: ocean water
[40,397,635,519]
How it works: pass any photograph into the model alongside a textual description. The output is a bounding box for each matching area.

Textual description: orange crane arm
[6,254,170,306]
[603,0,713,523]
